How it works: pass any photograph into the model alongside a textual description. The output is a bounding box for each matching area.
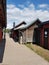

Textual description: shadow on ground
[13,38,19,42]
[0,38,6,63]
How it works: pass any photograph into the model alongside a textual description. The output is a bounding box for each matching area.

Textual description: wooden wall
[40,23,49,49]
[35,23,49,50]
[0,0,6,28]
[22,24,38,43]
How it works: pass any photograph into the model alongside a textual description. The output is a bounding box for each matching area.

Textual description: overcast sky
[7,0,49,29]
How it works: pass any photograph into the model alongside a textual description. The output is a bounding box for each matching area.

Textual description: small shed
[34,21,49,49]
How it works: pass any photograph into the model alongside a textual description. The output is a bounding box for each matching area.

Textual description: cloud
[38,4,48,8]
[7,3,49,29]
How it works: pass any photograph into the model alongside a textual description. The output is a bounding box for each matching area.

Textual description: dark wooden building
[10,21,26,42]
[0,0,6,41]
[34,21,49,49]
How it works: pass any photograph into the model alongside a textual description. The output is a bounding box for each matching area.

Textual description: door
[44,28,48,49]
[33,28,40,45]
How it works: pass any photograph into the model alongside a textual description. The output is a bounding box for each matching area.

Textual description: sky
[7,0,49,29]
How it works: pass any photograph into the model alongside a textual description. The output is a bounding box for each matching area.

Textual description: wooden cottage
[0,0,6,41]
[34,21,49,49]
[14,19,41,44]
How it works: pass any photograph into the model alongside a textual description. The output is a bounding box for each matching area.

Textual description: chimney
[13,22,15,28]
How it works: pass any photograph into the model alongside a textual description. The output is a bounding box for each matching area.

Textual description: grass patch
[25,43,49,62]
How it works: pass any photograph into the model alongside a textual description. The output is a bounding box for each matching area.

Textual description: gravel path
[0,34,49,65]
